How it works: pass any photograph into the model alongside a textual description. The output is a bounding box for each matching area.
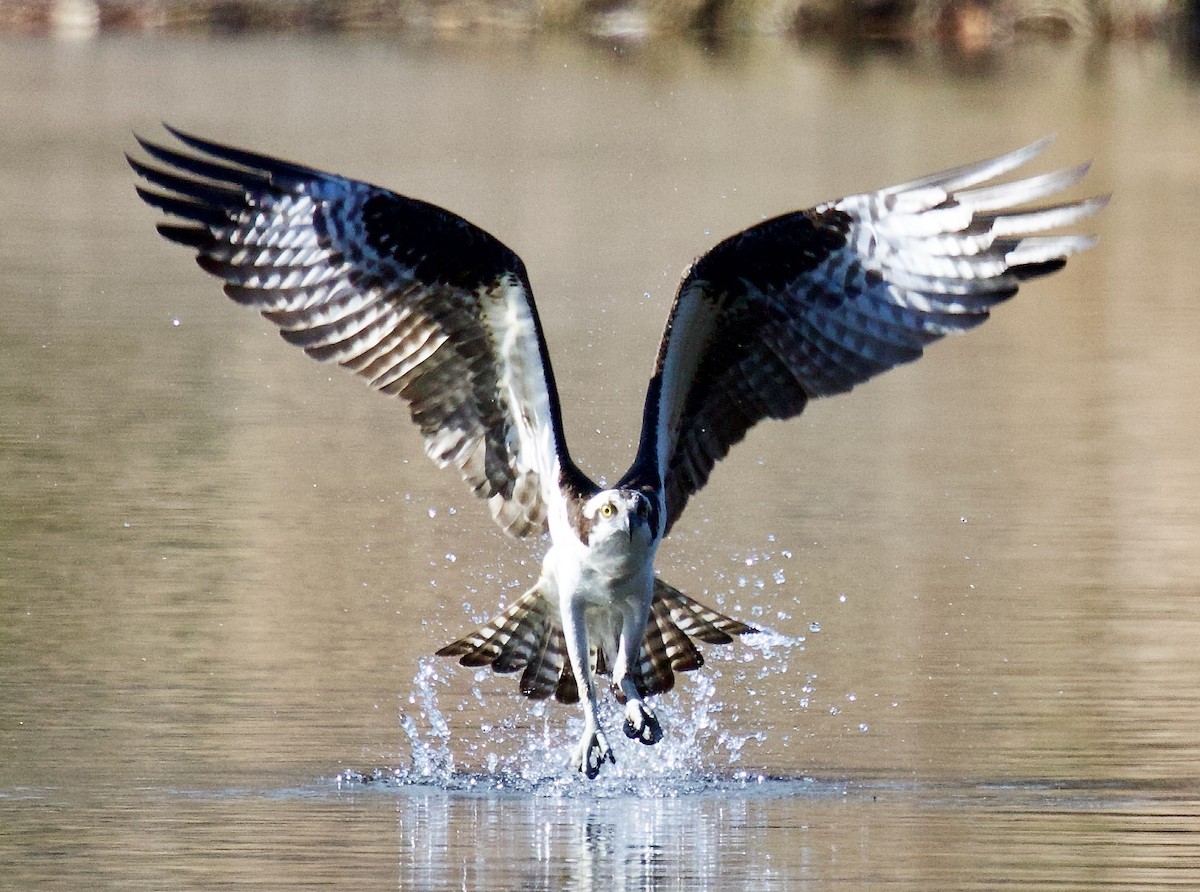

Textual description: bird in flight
[130,127,1103,778]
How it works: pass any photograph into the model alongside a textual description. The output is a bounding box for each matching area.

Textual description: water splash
[397,658,455,781]
[345,626,809,797]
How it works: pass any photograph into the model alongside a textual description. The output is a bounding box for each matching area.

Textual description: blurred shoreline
[1,0,1187,53]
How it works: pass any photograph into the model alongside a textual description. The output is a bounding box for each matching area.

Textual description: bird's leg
[563,599,613,778]
[614,601,663,746]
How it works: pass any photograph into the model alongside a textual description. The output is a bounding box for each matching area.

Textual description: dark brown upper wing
[130,126,576,538]
[626,138,1106,535]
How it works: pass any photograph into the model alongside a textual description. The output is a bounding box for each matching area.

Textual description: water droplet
[171,317,181,327]
[808,621,821,633]
[445,553,456,563]
[427,507,437,519]
[858,723,869,733]
[838,593,847,603]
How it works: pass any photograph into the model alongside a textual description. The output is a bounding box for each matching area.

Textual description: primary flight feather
[130,127,1103,778]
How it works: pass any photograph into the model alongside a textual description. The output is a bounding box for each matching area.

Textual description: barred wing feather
[129,126,569,538]
[634,138,1106,534]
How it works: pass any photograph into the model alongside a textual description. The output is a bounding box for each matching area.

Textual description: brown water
[2,33,1199,890]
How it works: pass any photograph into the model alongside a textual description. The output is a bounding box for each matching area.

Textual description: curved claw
[622,701,663,746]
[573,729,615,779]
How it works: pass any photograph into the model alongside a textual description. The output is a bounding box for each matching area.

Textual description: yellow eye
[599,502,616,518]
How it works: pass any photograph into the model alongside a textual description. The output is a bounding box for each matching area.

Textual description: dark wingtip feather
[159,122,321,182]
[134,133,269,192]
[125,150,149,176]
[134,185,227,227]
[131,156,246,209]
[1011,258,1068,281]
[155,223,211,249]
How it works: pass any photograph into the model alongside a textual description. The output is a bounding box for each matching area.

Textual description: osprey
[130,128,1103,778]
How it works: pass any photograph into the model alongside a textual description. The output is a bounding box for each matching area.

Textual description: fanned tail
[621,578,757,701]
[437,577,756,705]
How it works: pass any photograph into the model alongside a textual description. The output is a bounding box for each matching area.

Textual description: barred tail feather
[622,578,757,701]
[437,577,756,706]
[521,620,570,702]
[654,577,757,644]
[435,585,577,702]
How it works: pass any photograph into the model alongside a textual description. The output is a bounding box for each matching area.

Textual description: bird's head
[581,489,655,548]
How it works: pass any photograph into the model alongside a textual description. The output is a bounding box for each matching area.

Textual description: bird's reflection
[394,786,764,890]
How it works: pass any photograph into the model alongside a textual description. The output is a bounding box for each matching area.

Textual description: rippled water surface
[2,33,1199,889]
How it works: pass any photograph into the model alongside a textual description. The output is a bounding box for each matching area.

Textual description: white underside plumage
[131,128,1104,780]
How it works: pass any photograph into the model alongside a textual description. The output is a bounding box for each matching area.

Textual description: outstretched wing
[129,126,575,538]
[628,137,1106,534]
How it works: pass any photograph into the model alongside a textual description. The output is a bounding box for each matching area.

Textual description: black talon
[624,709,663,745]
[582,734,616,779]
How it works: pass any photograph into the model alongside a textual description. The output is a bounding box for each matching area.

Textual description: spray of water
[338,621,806,797]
